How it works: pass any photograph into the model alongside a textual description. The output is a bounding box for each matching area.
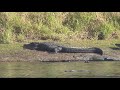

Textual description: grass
[0,43,23,54]
[59,39,120,48]
[1,12,120,43]
[1,12,120,59]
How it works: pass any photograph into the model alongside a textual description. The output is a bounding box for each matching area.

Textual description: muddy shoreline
[0,47,120,62]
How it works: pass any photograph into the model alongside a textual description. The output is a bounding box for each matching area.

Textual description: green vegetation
[0,12,120,43]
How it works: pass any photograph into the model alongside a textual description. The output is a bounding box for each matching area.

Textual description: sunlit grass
[1,12,120,43]
[0,43,23,54]
[60,39,120,48]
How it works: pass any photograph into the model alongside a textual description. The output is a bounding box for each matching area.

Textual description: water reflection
[0,61,120,78]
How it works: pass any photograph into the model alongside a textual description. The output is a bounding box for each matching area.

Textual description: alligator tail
[61,47,103,55]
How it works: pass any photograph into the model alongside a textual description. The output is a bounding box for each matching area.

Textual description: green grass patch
[1,12,120,43]
[0,43,23,54]
[59,39,120,49]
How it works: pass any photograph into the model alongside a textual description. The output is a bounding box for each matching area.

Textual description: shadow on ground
[109,47,120,50]
[109,44,120,50]
[115,44,120,47]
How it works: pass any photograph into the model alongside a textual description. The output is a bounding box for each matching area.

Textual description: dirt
[0,47,120,62]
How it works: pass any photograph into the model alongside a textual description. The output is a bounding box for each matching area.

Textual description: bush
[0,12,120,43]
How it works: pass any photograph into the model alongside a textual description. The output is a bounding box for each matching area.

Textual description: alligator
[115,44,120,48]
[23,42,103,55]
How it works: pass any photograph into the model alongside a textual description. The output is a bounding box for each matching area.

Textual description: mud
[0,48,120,62]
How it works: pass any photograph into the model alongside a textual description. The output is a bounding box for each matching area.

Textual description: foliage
[0,12,120,43]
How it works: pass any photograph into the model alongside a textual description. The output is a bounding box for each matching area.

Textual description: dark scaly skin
[23,42,40,50]
[60,46,103,55]
[23,42,103,55]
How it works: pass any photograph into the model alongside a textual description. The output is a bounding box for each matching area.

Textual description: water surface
[0,61,120,78]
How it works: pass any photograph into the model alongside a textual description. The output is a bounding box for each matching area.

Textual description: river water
[0,61,120,78]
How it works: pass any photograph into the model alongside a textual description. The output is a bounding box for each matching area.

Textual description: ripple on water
[0,61,120,78]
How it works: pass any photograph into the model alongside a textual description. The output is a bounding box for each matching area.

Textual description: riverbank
[0,48,120,62]
[0,40,120,62]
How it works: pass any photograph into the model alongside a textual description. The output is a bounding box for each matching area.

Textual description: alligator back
[36,42,61,52]
[23,42,62,53]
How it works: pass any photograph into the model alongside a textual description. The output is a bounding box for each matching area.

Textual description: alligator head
[23,42,40,50]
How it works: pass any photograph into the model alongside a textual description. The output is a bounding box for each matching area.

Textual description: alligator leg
[54,47,62,53]
[54,48,59,53]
